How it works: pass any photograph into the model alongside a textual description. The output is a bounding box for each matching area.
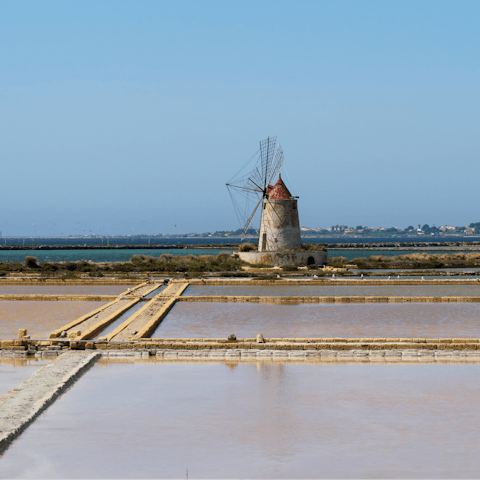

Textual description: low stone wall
[2,337,480,353]
[237,251,327,266]
[147,349,480,360]
[102,283,188,341]
[49,298,140,340]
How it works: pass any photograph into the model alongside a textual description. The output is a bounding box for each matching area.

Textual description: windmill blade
[242,197,262,236]
[227,136,280,236]
[267,144,284,185]
[226,183,263,194]
[227,183,261,232]
[259,136,277,190]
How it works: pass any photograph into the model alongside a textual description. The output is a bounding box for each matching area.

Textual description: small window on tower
[263,203,266,209]
[293,203,297,210]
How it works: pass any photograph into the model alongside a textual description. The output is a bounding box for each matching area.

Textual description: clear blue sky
[1,0,479,236]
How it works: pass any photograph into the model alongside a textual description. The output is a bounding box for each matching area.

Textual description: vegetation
[3,250,480,278]
[237,243,256,252]
[328,252,480,269]
[301,243,327,252]
[0,252,247,276]
[24,256,39,268]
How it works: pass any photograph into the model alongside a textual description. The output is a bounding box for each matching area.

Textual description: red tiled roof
[267,175,292,199]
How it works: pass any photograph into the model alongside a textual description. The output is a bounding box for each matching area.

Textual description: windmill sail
[226,136,286,238]
[259,136,277,191]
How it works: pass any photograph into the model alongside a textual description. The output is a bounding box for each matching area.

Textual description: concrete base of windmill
[237,251,327,267]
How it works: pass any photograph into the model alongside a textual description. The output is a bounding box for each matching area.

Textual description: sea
[0,236,479,263]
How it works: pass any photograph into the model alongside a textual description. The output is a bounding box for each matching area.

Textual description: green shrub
[238,243,256,252]
[24,256,39,268]
[327,256,348,268]
[131,254,151,264]
[301,243,327,252]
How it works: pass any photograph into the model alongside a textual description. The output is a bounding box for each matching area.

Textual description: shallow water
[153,302,480,338]
[144,285,166,298]
[185,284,480,297]
[0,248,233,263]
[0,285,127,295]
[0,301,106,339]
[2,360,480,478]
[0,357,51,398]
[92,302,145,340]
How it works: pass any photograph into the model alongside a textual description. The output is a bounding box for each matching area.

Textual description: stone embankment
[40,282,166,341]
[147,349,480,360]
[0,352,100,454]
[123,283,162,297]
[49,298,140,341]
[0,243,238,251]
[2,337,480,358]
[102,283,188,341]
[178,295,480,304]
[314,241,480,250]
[102,297,176,341]
[36,337,480,353]
[161,282,189,296]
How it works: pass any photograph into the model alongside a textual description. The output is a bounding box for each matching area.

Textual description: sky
[1,0,480,236]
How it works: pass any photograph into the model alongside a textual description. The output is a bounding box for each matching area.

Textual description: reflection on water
[0,357,51,398]
[2,361,480,478]
[154,302,480,338]
[0,301,106,339]
[0,285,127,295]
[185,284,480,297]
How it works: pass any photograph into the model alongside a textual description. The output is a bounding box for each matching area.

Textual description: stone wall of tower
[258,198,302,252]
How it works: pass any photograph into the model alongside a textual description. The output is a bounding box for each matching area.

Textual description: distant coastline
[2,237,480,250]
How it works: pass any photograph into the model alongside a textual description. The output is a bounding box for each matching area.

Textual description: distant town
[209,223,480,238]
[1,223,480,239]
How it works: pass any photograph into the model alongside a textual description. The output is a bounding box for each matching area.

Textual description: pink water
[1,360,480,478]
[0,285,127,295]
[0,301,106,339]
[153,302,480,338]
[185,284,480,297]
[0,357,51,398]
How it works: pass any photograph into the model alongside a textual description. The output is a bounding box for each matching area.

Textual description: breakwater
[0,243,239,251]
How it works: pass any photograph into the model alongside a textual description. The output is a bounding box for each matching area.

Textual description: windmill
[226,136,285,238]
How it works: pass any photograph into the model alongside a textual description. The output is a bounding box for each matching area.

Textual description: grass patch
[329,252,480,269]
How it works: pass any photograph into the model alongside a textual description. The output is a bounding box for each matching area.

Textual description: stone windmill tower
[258,174,301,252]
[227,137,327,266]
